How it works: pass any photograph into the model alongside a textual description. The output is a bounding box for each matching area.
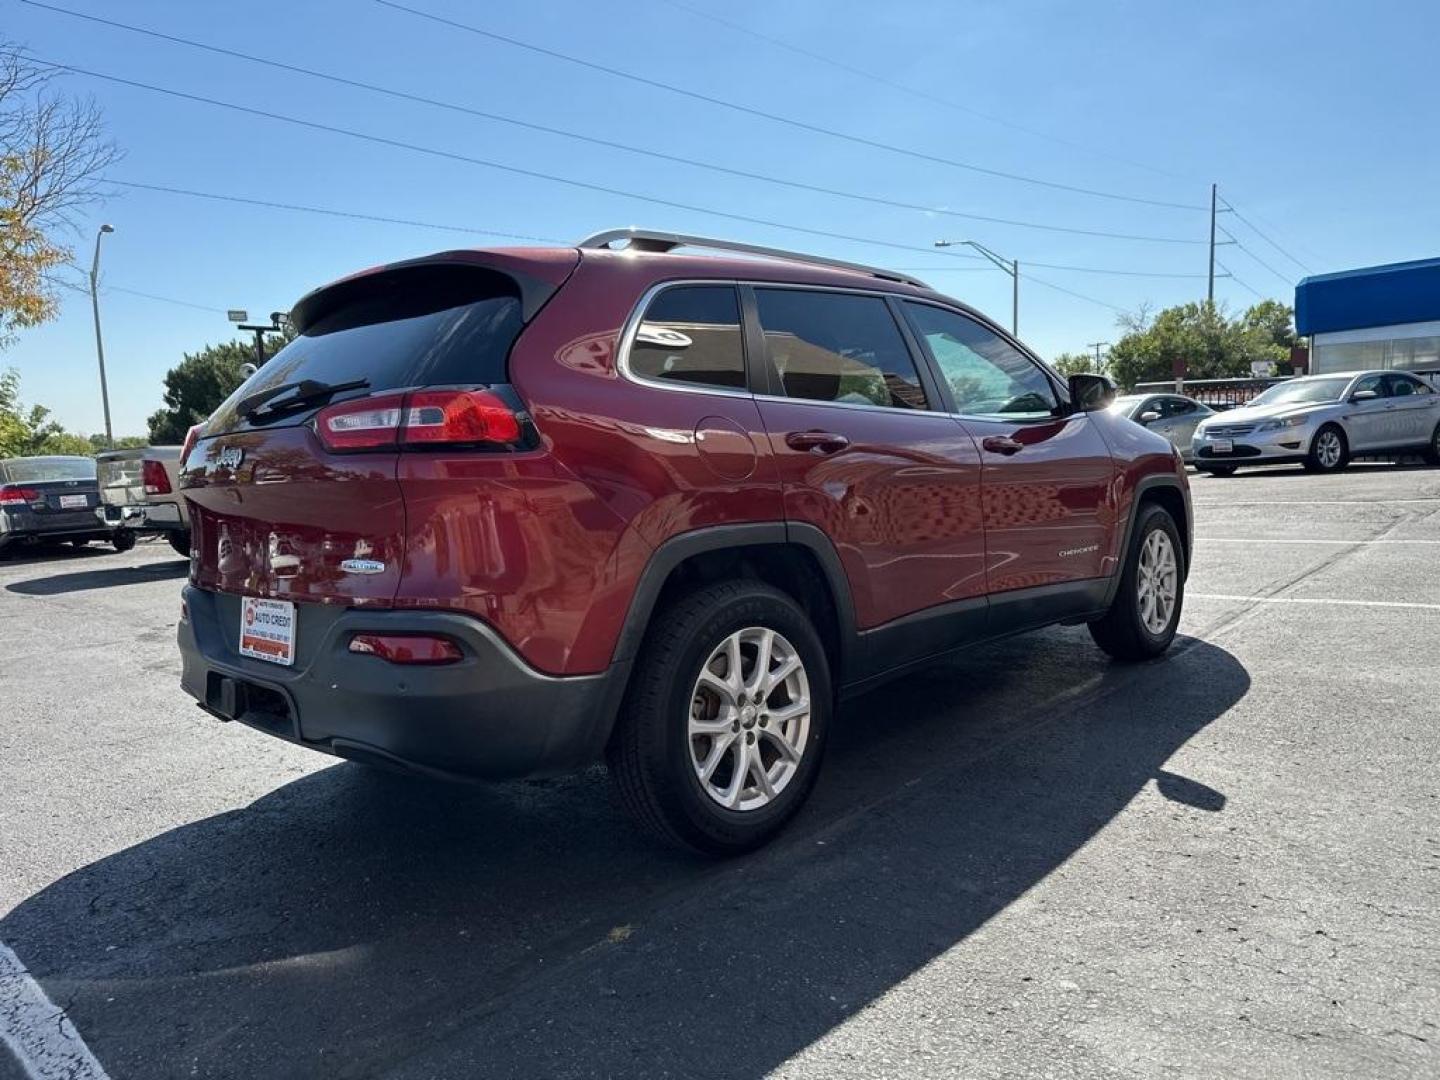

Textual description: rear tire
[1304,424,1349,473]
[607,580,831,855]
[1201,465,1236,477]
[68,538,90,548]
[1424,422,1440,466]
[111,529,136,553]
[167,529,192,557]
[1089,503,1184,662]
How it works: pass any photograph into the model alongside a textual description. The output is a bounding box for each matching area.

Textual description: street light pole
[88,224,115,448]
[935,239,1019,336]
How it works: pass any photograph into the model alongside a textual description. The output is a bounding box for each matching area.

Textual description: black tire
[111,529,136,553]
[607,580,831,855]
[1089,503,1185,662]
[1424,422,1440,466]
[1304,423,1349,473]
[167,529,192,557]
[1200,465,1236,477]
[68,538,90,548]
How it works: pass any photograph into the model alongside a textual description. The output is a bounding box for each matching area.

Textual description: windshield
[1107,395,1144,417]
[2,457,96,483]
[1249,378,1351,407]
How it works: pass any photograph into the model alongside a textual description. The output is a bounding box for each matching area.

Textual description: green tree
[0,367,126,456]
[1051,351,1104,378]
[1107,300,1295,389]
[1,49,120,348]
[146,335,286,443]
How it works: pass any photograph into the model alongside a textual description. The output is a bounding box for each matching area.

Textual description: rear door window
[754,289,928,410]
[207,267,524,434]
[628,285,746,390]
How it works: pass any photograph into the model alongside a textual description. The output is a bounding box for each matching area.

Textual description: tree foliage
[1051,351,1104,378]
[0,367,139,456]
[1107,300,1296,389]
[1,48,119,348]
[146,333,289,443]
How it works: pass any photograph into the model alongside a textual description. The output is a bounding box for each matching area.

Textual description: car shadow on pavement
[4,558,188,596]
[0,633,1248,1080]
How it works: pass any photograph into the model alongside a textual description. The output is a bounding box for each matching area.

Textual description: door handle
[981,435,1024,455]
[785,430,850,454]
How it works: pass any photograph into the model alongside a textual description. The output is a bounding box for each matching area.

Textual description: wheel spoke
[722,741,751,808]
[768,699,809,725]
[750,755,776,800]
[763,654,801,695]
[746,628,775,695]
[763,727,802,763]
[696,668,738,706]
[698,732,738,782]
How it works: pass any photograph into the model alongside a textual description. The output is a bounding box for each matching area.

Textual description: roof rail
[577,228,930,289]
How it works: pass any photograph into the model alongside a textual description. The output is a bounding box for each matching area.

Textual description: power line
[373,0,1207,212]
[1215,261,1263,300]
[38,57,1210,291]
[909,265,1125,313]
[1219,198,1315,275]
[1223,228,1294,288]
[110,180,565,243]
[19,1,1204,246]
[655,0,1188,182]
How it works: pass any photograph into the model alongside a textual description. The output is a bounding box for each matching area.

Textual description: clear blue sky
[6,0,1438,436]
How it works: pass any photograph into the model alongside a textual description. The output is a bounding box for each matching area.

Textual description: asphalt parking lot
[2,465,1438,1080]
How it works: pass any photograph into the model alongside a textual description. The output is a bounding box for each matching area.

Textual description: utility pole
[935,239,1018,336]
[1087,341,1109,369]
[1207,182,1218,307]
[234,311,288,370]
[88,224,116,448]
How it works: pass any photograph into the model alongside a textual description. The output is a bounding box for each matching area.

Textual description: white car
[1192,370,1440,475]
[1108,392,1215,462]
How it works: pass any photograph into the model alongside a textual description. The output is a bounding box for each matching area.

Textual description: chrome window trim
[614,279,755,401]
[617,278,947,418]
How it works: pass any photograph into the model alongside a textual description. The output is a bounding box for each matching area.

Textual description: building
[1295,257,1440,376]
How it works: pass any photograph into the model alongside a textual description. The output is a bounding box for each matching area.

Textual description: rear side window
[628,285,746,390]
[903,302,1058,419]
[208,267,524,432]
[755,289,928,410]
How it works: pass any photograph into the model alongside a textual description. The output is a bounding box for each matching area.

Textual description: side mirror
[1350,389,1378,402]
[1067,372,1117,413]
[1138,410,1161,424]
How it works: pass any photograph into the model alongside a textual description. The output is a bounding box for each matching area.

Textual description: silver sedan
[1192,370,1440,475]
[1108,392,1214,462]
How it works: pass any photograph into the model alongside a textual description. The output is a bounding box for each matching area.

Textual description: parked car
[1108,392,1214,462]
[176,229,1193,853]
[1192,369,1440,476]
[97,446,191,556]
[0,455,126,557]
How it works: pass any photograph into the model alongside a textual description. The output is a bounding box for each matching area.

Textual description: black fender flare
[1102,473,1192,608]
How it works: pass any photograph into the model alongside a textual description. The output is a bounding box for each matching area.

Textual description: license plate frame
[59,493,88,509]
[239,597,297,666]
[1210,438,1234,454]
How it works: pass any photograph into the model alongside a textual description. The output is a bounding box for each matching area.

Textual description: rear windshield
[2,457,95,483]
[208,268,524,433]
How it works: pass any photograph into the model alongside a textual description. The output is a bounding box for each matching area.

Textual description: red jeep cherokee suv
[178,229,1191,853]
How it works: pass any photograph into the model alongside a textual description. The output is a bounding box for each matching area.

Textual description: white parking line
[1197,537,1440,545]
[0,943,110,1080]
[1189,593,1440,611]
[1191,499,1440,507]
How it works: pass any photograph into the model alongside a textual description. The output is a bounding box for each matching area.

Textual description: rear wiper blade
[238,378,370,420]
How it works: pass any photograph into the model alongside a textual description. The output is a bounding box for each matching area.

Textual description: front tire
[607,580,831,855]
[1089,504,1184,662]
[1304,424,1349,473]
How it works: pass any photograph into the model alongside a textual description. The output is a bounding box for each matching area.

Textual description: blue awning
[1295,256,1440,335]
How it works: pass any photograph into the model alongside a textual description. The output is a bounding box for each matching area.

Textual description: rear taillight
[179,424,202,467]
[0,486,39,506]
[348,634,463,664]
[314,389,522,452]
[143,459,172,495]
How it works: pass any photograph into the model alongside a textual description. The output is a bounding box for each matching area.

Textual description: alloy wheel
[687,627,811,812]
[1316,429,1343,469]
[1135,529,1179,636]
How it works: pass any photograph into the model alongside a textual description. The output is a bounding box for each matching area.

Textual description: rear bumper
[98,500,187,532]
[0,509,113,548]
[177,586,629,780]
